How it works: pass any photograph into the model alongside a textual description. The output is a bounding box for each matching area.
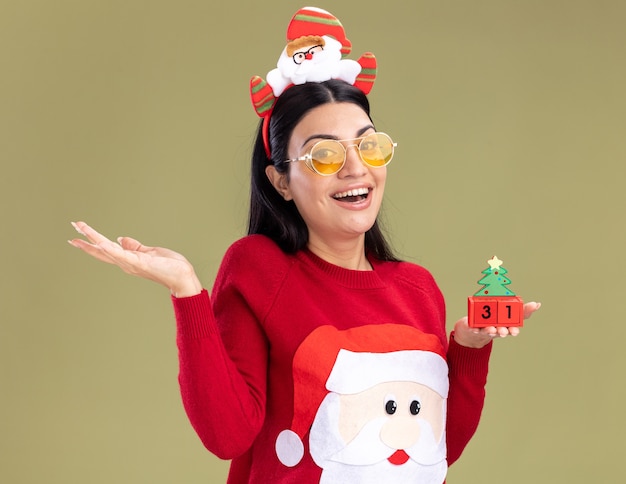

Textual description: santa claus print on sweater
[275,324,449,484]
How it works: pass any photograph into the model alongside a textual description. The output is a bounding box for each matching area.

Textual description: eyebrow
[300,125,375,149]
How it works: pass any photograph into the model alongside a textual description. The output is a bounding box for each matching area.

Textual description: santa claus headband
[275,324,448,467]
[249,6,377,159]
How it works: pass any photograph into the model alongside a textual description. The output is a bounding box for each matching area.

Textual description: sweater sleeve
[172,237,287,460]
[445,334,492,466]
[173,289,269,459]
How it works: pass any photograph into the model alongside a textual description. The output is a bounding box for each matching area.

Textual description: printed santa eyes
[410,399,421,416]
[385,399,398,415]
[384,395,422,416]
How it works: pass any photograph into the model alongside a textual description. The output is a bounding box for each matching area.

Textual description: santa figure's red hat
[286,6,352,56]
[275,324,449,467]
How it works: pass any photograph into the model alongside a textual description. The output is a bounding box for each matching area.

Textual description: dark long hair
[247,79,398,261]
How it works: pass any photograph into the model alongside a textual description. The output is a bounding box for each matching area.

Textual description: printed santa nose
[305,52,314,60]
[380,415,421,451]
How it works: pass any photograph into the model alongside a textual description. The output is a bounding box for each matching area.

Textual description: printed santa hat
[275,324,449,467]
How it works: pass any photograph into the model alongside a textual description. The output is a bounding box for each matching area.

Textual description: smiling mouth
[332,187,371,202]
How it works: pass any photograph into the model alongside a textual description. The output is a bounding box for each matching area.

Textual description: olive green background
[2,0,624,482]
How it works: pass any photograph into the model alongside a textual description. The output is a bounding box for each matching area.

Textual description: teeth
[333,187,370,199]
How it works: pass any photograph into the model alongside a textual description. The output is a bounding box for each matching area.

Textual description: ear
[265,165,293,201]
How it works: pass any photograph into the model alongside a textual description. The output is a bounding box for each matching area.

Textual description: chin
[343,219,378,238]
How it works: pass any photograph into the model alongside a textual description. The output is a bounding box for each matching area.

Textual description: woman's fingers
[452,299,541,348]
[523,301,542,319]
[68,237,116,265]
[478,303,541,339]
[70,221,138,268]
[508,326,521,337]
[71,221,111,246]
[117,236,148,253]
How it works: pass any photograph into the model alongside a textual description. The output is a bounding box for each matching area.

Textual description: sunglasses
[284,132,397,176]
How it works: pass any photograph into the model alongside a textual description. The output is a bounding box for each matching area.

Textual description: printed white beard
[309,393,447,484]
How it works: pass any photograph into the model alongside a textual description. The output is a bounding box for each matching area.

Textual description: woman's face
[269,102,387,250]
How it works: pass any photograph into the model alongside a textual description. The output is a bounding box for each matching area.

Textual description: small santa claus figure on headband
[266,6,362,97]
[250,6,376,119]
[275,324,449,484]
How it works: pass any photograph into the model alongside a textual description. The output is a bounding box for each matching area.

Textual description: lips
[388,449,410,465]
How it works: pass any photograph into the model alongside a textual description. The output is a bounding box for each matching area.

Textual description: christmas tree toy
[467,256,524,328]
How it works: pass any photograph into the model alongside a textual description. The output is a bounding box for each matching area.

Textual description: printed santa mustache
[326,416,445,466]
[309,393,447,483]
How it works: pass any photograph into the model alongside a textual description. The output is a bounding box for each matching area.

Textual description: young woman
[69,8,539,484]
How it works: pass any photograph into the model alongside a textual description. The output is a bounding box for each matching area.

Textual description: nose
[305,52,313,60]
[338,144,367,177]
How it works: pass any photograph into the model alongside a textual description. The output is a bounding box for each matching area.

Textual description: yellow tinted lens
[359,133,394,166]
[310,140,345,174]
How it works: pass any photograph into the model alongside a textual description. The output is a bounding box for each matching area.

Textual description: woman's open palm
[69,221,202,297]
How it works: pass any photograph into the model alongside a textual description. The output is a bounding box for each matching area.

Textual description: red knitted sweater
[172,235,491,483]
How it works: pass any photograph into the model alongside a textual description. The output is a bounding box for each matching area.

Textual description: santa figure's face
[309,380,447,484]
[277,35,343,83]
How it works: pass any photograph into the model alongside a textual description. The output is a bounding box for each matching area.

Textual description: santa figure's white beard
[309,394,447,484]
[266,36,361,97]
[279,48,341,83]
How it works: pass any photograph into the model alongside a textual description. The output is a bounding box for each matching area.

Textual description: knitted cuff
[447,332,493,378]
[171,289,217,340]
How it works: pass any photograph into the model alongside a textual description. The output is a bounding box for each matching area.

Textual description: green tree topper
[474,256,516,296]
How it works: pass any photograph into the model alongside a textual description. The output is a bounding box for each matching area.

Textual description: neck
[307,236,372,271]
